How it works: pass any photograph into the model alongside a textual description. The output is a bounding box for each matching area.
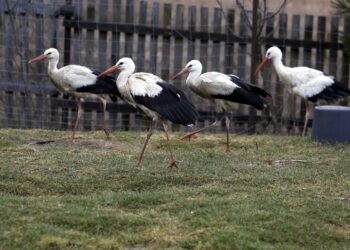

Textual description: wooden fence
[0,0,349,134]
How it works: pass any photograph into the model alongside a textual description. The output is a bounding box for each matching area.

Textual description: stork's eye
[119,62,124,66]
[267,52,270,56]
[188,65,192,68]
[47,52,51,55]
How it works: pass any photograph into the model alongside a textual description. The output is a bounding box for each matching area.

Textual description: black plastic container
[311,105,350,144]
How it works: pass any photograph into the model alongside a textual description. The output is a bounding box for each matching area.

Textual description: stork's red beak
[255,57,269,75]
[98,65,119,78]
[171,68,189,80]
[28,54,47,64]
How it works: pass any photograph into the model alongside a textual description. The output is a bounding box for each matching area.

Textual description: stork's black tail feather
[308,81,350,102]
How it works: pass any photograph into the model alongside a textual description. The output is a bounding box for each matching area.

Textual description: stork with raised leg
[255,46,350,136]
[171,60,270,153]
[97,57,198,168]
[29,48,119,140]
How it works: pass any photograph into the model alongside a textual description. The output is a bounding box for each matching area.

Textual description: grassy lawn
[0,129,349,249]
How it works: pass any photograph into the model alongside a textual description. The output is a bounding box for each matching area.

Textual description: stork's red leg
[180,118,219,141]
[97,96,110,139]
[160,119,178,169]
[136,119,155,167]
[224,115,231,153]
[71,97,83,140]
[302,101,310,137]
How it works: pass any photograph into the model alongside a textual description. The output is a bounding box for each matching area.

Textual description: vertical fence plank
[275,13,287,132]
[61,1,74,131]
[329,17,339,76]
[211,8,221,72]
[72,0,82,65]
[187,5,196,62]
[121,0,135,130]
[16,0,30,128]
[300,15,313,132]
[150,2,159,74]
[109,0,121,131]
[111,0,121,65]
[136,0,147,72]
[316,16,326,71]
[161,3,171,79]
[236,11,249,124]
[95,0,109,131]
[303,15,313,67]
[124,0,134,57]
[263,13,276,131]
[83,0,95,131]
[173,4,184,77]
[199,7,208,71]
[341,16,350,106]
[288,14,301,134]
[34,0,45,128]
[224,9,234,74]
[98,0,108,70]
[4,8,14,127]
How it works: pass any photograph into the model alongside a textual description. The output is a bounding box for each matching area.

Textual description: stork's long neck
[116,69,133,87]
[47,57,59,75]
[272,58,289,81]
[186,68,202,86]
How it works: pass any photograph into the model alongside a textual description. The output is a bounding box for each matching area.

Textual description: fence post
[274,13,287,133]
[4,6,14,128]
[125,0,134,58]
[136,0,147,72]
[150,2,159,74]
[161,3,172,79]
[288,15,301,134]
[212,8,221,72]
[224,9,234,74]
[187,5,196,62]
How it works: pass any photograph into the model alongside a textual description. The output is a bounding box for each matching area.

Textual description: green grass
[0,129,349,249]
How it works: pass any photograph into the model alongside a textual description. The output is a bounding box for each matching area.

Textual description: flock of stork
[28,46,350,168]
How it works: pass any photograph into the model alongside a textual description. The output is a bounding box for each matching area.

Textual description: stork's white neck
[186,68,202,86]
[47,57,59,75]
[117,69,133,87]
[271,58,289,81]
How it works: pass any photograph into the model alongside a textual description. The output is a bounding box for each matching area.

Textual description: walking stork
[172,60,270,153]
[97,57,199,168]
[255,46,350,136]
[29,48,119,140]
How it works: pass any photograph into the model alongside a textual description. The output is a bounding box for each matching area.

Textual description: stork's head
[98,57,135,78]
[171,60,202,80]
[28,48,59,64]
[255,46,283,75]
[265,46,283,61]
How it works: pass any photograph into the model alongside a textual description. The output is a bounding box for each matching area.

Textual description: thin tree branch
[262,0,287,22]
[215,0,236,36]
[236,0,253,30]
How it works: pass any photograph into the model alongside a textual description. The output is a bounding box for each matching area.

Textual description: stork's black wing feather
[76,71,121,101]
[229,75,271,97]
[211,75,270,110]
[133,81,199,126]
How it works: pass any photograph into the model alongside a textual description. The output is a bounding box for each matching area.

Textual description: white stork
[255,46,350,136]
[97,57,198,168]
[29,48,119,140]
[172,60,270,153]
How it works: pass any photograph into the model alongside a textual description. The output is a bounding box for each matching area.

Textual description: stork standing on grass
[29,48,120,140]
[255,46,350,136]
[171,60,270,153]
[97,57,198,169]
